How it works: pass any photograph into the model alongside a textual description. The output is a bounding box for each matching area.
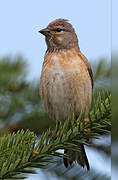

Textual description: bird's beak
[39,28,50,36]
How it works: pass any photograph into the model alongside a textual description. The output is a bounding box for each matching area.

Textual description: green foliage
[0,90,111,179]
[0,55,111,179]
[0,56,54,136]
[92,59,111,90]
[0,55,28,93]
[93,59,111,80]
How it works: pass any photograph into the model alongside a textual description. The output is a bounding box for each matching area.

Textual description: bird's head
[39,19,79,52]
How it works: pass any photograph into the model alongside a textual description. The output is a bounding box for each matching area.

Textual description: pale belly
[40,51,92,121]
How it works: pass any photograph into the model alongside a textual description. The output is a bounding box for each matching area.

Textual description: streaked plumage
[40,47,92,121]
[39,19,94,170]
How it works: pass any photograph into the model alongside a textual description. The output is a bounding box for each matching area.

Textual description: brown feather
[78,51,94,89]
[63,145,90,170]
[39,19,93,170]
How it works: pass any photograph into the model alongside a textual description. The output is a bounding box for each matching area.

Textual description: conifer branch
[0,90,111,179]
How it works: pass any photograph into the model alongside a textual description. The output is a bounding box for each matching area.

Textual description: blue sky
[112,0,118,53]
[0,0,111,80]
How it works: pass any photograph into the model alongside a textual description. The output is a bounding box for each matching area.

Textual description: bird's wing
[78,51,94,89]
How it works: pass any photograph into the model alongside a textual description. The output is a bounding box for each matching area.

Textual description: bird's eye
[56,28,62,32]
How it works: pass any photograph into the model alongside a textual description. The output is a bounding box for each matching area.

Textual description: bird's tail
[63,144,90,170]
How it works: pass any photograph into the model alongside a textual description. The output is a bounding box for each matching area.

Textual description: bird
[39,18,94,170]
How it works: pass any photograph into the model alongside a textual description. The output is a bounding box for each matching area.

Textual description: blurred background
[0,0,113,179]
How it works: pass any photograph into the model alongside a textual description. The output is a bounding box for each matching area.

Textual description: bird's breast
[40,48,92,121]
[42,48,82,72]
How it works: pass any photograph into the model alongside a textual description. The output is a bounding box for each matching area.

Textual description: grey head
[39,19,79,52]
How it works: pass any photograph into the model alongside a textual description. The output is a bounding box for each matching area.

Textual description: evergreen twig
[0,90,111,179]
